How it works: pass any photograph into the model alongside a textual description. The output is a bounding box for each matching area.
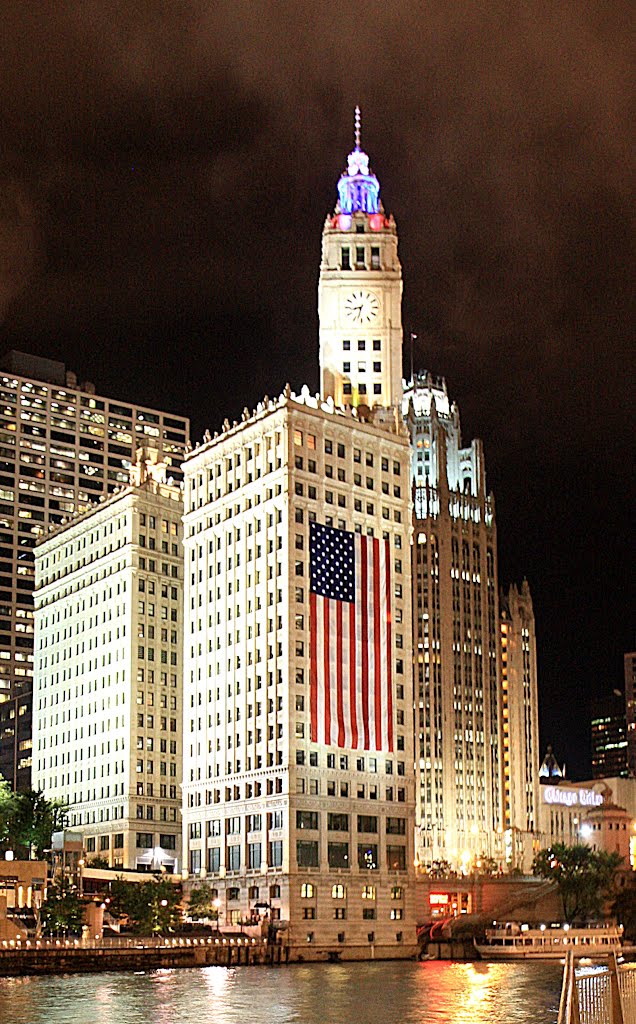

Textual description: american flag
[309,521,393,752]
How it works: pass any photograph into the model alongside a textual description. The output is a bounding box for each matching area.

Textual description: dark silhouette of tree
[532,843,623,922]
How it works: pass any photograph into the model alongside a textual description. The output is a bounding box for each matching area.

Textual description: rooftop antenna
[354,105,361,149]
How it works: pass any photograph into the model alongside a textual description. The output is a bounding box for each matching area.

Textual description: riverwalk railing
[558,950,636,1024]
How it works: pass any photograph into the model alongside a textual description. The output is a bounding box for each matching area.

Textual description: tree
[109,877,182,934]
[612,880,636,942]
[1,788,68,859]
[532,843,623,922]
[39,879,85,936]
[0,775,12,846]
[187,882,219,921]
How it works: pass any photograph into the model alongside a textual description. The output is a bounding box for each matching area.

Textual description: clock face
[343,290,379,325]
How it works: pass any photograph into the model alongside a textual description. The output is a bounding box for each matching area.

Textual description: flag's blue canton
[310,522,355,603]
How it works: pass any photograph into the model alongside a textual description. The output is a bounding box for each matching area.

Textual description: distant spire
[337,106,380,215]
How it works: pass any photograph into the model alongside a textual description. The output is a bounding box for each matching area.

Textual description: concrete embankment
[419,939,477,961]
[0,939,285,977]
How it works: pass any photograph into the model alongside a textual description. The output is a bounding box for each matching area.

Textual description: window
[386,817,406,835]
[358,844,378,870]
[328,813,349,831]
[227,844,241,871]
[391,886,403,900]
[387,846,406,871]
[361,885,376,900]
[343,339,351,351]
[390,909,403,920]
[334,907,346,920]
[208,847,220,872]
[303,907,316,919]
[357,815,378,833]
[363,907,376,920]
[371,247,380,269]
[136,832,153,849]
[228,887,240,901]
[356,246,365,267]
[297,840,319,867]
[331,883,346,899]
[248,842,262,869]
[297,810,319,830]
[341,247,351,270]
[328,843,349,869]
[301,883,315,898]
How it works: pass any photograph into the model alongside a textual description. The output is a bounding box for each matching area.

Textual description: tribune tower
[318,109,404,410]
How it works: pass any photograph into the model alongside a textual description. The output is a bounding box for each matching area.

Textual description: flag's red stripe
[385,538,393,751]
[349,599,358,748]
[373,538,382,750]
[309,591,318,743]
[360,535,370,749]
[323,600,331,744]
[336,600,345,747]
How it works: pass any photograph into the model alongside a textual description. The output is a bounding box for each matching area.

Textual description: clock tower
[318,108,403,409]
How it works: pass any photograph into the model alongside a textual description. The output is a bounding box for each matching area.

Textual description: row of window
[296,813,406,834]
[340,246,381,270]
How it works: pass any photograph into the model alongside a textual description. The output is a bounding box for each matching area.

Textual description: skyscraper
[625,652,636,777]
[181,116,417,958]
[318,107,403,411]
[404,372,504,870]
[33,450,184,870]
[500,581,541,870]
[591,691,629,780]
[0,351,189,788]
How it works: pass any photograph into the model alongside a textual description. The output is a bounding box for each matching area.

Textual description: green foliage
[0,775,12,845]
[40,880,85,936]
[187,882,219,920]
[475,856,499,876]
[109,877,182,934]
[86,856,110,869]
[532,843,623,922]
[0,785,68,859]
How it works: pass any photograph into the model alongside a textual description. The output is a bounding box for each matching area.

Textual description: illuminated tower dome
[318,108,404,411]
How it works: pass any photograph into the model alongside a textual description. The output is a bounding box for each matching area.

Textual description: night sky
[0,4,633,778]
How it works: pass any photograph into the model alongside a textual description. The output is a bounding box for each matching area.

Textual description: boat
[474,921,624,960]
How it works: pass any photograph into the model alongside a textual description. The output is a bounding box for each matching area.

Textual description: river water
[0,960,563,1023]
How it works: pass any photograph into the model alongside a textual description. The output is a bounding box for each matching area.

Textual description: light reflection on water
[0,960,563,1024]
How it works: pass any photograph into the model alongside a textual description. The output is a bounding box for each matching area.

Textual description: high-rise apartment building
[181,118,417,958]
[500,581,541,870]
[625,652,636,777]
[32,451,184,870]
[0,350,189,787]
[404,372,504,870]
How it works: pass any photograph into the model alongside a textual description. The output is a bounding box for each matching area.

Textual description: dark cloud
[0,2,633,775]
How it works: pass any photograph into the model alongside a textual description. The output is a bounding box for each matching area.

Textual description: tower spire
[354,105,361,149]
